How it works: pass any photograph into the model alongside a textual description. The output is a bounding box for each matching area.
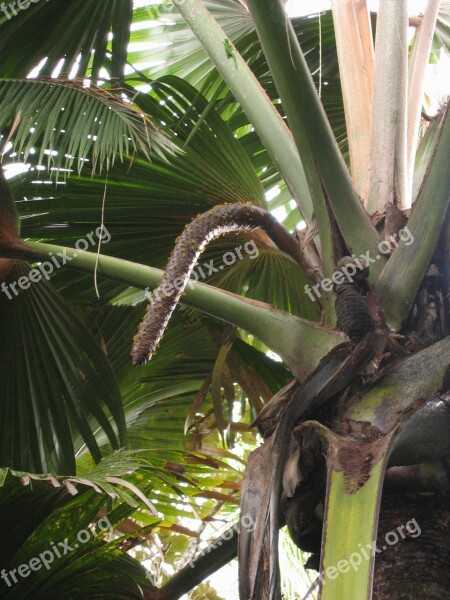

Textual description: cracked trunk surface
[373,491,450,599]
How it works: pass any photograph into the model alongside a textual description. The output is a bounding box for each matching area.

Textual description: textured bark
[373,491,450,599]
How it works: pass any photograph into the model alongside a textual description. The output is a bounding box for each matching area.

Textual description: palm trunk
[374,490,450,599]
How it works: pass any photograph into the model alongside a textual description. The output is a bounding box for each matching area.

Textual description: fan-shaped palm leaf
[0,261,126,474]
[0,78,176,173]
[0,0,133,81]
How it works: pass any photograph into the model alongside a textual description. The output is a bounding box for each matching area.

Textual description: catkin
[335,283,375,341]
[334,256,374,341]
[131,203,301,366]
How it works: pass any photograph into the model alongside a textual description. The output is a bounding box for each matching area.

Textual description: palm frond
[0,262,126,474]
[85,305,291,438]
[0,0,134,81]
[0,78,176,173]
[0,459,152,599]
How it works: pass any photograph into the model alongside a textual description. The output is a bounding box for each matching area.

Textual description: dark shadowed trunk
[374,490,450,599]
